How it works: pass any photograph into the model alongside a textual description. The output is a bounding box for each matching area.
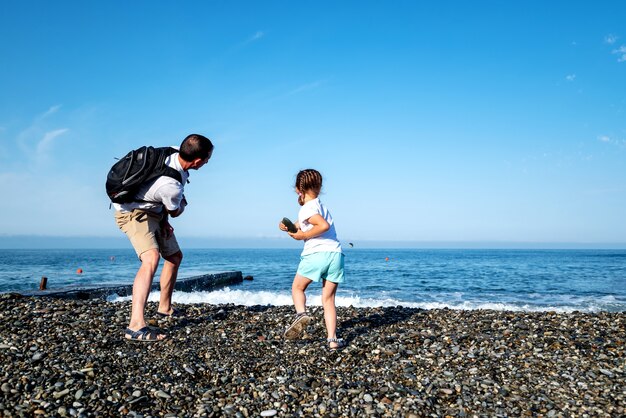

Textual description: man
[114,134,213,342]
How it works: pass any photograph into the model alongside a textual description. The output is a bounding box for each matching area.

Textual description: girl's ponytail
[295,169,323,205]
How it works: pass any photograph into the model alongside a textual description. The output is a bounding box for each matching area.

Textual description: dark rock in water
[243,275,254,281]
[0,297,623,416]
[21,271,244,300]
[0,293,22,300]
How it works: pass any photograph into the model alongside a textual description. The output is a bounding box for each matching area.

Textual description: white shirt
[113,151,189,214]
[298,198,342,255]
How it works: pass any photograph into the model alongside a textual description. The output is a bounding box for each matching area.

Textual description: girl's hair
[295,169,323,206]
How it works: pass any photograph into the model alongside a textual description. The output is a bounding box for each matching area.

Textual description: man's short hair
[179,134,214,161]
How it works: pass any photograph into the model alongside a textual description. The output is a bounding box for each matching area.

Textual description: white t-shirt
[113,151,189,214]
[298,198,342,255]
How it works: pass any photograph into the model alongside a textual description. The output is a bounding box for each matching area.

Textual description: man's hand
[162,220,174,240]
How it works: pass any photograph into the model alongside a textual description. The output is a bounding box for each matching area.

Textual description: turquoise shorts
[297,252,345,284]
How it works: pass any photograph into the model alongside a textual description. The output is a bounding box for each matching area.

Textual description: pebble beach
[0,293,624,417]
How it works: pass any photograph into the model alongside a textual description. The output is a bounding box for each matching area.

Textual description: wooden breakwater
[19,271,243,300]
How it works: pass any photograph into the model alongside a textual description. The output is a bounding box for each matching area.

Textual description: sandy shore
[0,293,624,417]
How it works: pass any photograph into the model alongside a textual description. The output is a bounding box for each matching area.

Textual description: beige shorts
[114,209,181,259]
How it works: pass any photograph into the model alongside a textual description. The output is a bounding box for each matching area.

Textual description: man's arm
[167,195,187,218]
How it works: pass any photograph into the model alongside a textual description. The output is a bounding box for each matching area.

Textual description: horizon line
[1,235,625,250]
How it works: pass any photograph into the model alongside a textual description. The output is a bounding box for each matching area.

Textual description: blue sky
[0,1,625,247]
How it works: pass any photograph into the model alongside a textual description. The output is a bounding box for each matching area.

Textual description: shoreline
[0,293,623,417]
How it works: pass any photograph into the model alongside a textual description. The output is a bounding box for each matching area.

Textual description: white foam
[110,288,294,306]
[108,288,610,312]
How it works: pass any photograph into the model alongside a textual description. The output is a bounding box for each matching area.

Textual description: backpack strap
[133,148,184,203]
[163,166,183,184]
[160,147,183,184]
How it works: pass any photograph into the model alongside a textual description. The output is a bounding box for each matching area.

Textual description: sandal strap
[327,338,344,343]
[127,326,159,340]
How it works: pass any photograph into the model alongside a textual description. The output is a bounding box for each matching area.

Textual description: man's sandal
[327,338,347,351]
[124,327,165,342]
[284,312,312,340]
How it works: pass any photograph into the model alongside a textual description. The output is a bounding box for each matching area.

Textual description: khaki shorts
[114,209,181,259]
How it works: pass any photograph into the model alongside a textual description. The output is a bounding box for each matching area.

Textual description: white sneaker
[284,312,312,340]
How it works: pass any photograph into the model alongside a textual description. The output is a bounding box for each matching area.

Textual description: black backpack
[106,146,183,203]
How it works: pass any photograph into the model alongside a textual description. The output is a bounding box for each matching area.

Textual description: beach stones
[155,390,171,399]
[0,297,623,416]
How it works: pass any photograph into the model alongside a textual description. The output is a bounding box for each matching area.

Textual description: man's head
[179,134,214,170]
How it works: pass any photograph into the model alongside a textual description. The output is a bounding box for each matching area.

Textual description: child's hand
[288,230,306,240]
[278,221,288,232]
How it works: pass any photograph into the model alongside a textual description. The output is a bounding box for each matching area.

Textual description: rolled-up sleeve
[154,181,184,212]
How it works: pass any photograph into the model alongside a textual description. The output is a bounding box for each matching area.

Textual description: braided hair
[295,169,323,206]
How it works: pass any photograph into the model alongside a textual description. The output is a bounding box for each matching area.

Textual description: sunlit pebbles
[0,293,624,416]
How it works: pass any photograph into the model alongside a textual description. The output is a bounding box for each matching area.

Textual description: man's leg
[128,248,164,339]
[158,250,183,315]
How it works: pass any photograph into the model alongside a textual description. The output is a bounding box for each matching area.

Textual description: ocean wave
[109,288,622,313]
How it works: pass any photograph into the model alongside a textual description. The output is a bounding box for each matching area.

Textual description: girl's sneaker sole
[284,314,312,340]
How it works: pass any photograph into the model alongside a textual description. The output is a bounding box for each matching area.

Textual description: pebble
[0,296,623,417]
[53,388,70,399]
[155,390,171,399]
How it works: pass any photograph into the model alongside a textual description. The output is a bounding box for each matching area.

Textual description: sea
[0,248,625,313]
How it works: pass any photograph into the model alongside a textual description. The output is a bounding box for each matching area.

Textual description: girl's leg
[292,274,312,313]
[285,274,315,340]
[321,279,339,346]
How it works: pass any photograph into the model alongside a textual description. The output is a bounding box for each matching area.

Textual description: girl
[279,169,346,350]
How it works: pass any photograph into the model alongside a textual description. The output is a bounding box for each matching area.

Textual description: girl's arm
[289,214,329,241]
[278,219,300,232]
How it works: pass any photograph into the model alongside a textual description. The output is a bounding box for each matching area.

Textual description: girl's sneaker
[284,312,312,340]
